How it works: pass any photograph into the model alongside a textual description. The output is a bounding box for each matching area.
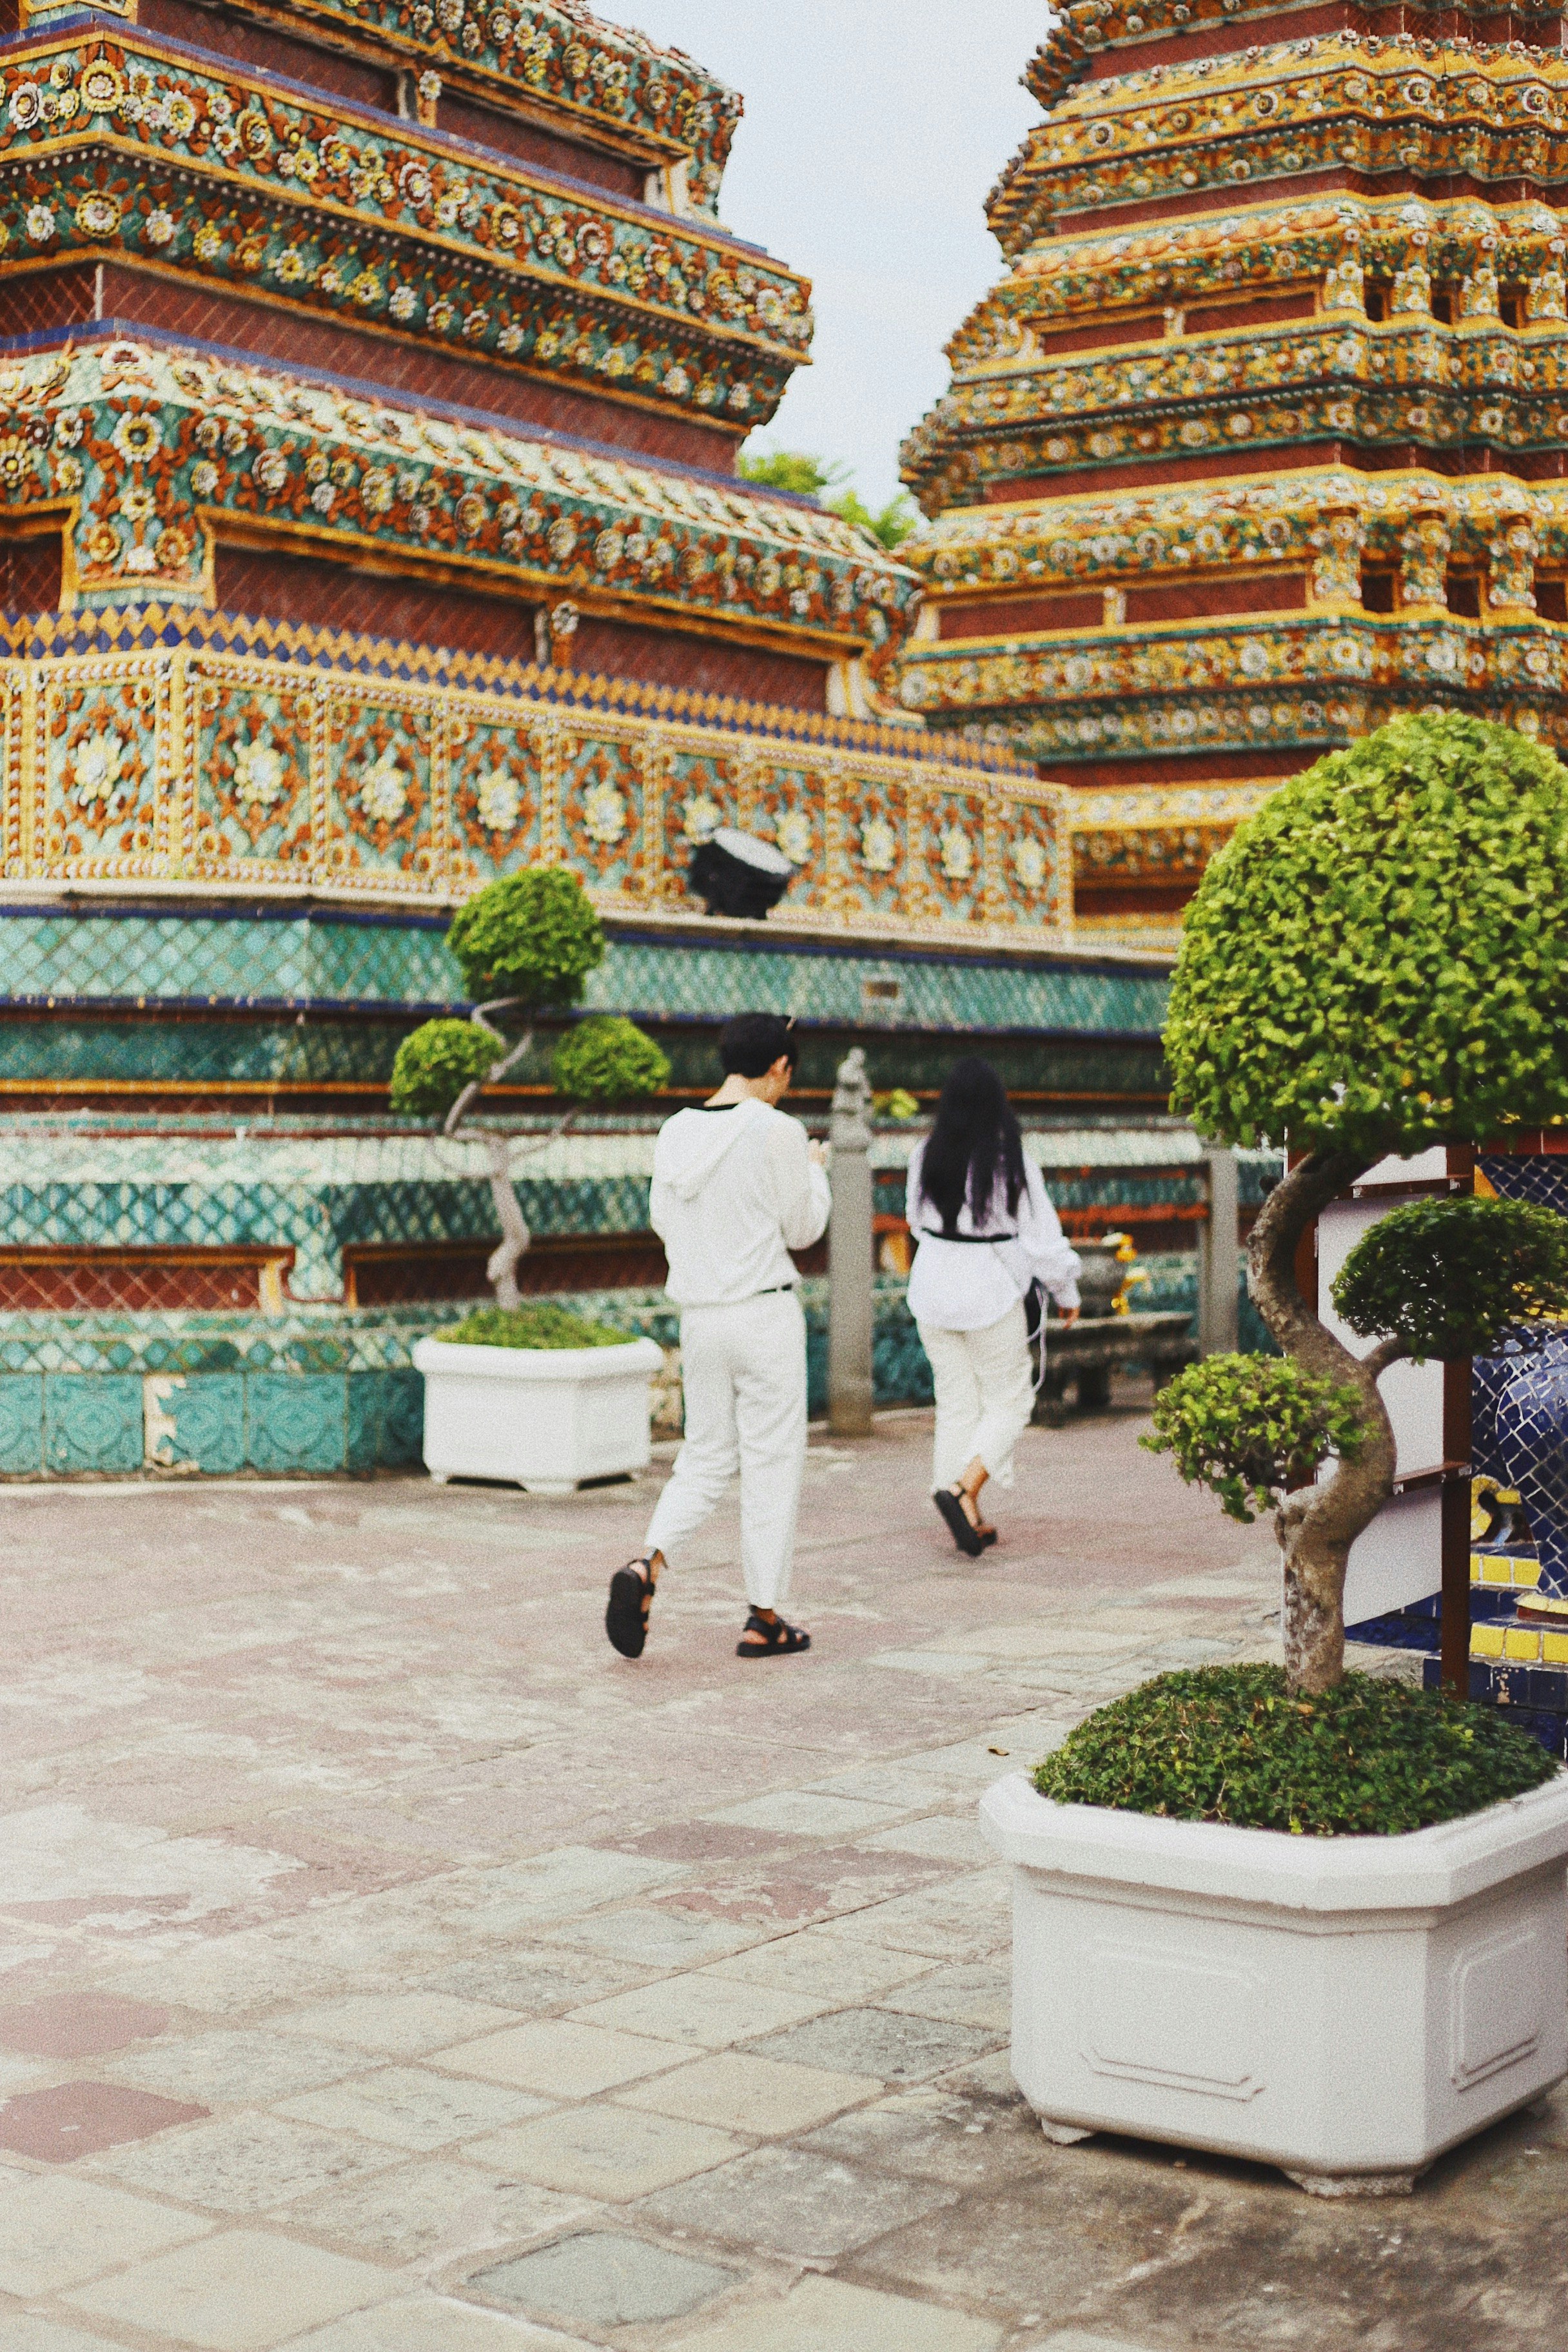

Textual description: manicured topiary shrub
[1034,1664,1556,1836]
[1153,714,1568,1692]
[389,1019,504,1121]
[447,865,605,1004]
[1145,1356,1365,1524]
[551,1015,670,1103]
[436,1303,633,1349]
[393,870,666,1309]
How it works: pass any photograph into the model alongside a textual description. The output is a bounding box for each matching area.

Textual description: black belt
[913,1230,1018,1244]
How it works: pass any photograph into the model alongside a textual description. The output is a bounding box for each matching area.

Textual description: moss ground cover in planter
[1035,1665,1557,1837]
[434,1304,634,1351]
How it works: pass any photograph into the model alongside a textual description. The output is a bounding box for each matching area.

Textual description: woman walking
[906,1059,1081,1556]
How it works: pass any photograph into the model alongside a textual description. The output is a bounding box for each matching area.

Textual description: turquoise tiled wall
[0,1259,1271,1478]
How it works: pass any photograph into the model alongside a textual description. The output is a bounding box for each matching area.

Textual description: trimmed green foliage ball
[1142,1353,1364,1523]
[1034,1665,1557,1836]
[447,867,605,1005]
[389,1019,503,1119]
[1333,1195,1568,1363]
[552,1016,669,1103]
[1166,714,1568,1155]
[436,1302,633,1349]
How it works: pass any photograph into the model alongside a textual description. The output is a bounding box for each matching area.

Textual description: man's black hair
[718,1012,798,1078]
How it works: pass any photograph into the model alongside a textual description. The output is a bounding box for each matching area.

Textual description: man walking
[605,1013,830,1661]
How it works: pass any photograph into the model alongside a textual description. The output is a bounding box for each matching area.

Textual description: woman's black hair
[916,1057,1027,1235]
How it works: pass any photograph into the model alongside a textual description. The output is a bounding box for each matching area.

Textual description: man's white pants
[919,1301,1035,1493]
[643,1289,807,1611]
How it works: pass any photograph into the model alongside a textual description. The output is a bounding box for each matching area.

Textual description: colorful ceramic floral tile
[751,760,827,901]
[990,34,1568,253]
[0,34,798,416]
[450,714,545,879]
[189,674,315,877]
[917,785,988,925]
[14,0,744,219]
[0,336,914,654]
[838,773,909,924]
[559,728,645,896]
[40,667,164,877]
[660,743,740,893]
[323,693,440,888]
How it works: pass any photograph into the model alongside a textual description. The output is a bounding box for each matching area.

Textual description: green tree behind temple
[738,448,918,550]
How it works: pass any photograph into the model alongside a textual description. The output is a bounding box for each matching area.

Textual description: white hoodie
[649,1097,831,1308]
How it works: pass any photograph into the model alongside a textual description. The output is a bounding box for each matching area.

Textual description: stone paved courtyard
[2,1400,1565,2352]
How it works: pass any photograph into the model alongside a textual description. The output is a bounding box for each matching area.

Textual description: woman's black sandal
[934,1487,986,1558]
[736,1610,811,1658]
[606,1560,654,1658]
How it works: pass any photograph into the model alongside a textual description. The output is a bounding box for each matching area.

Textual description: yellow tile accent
[1476,1555,1513,1585]
[1544,1634,1568,1666]
[1504,1628,1543,1662]
[1471,1623,1507,1658]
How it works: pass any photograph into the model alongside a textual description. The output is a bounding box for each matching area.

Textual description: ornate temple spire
[895,1,1568,933]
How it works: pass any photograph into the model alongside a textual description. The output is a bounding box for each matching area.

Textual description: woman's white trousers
[918,1300,1034,1492]
[643,1289,807,1611]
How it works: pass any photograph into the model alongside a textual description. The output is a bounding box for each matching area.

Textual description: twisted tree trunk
[443,999,534,1311]
[1248,1150,1406,1692]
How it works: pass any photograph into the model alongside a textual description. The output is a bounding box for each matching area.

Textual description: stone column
[1199,1148,1240,1358]
[827,1047,874,1436]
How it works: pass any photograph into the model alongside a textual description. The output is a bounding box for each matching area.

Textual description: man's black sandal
[606,1560,654,1658]
[736,1611,810,1658]
[934,1487,986,1558]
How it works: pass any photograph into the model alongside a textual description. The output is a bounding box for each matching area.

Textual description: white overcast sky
[623,3,1049,511]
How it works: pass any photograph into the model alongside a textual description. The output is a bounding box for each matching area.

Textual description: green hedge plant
[1034,1665,1556,1837]
[1162,712,1568,1692]
[391,868,666,1312]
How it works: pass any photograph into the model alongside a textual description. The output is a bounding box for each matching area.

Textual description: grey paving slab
[283,2157,583,2263]
[275,2064,552,2153]
[636,2141,956,2262]
[743,2005,1003,2084]
[106,2029,366,2105]
[538,1908,766,1969]
[469,2229,740,2329]
[878,1964,1011,2032]
[425,1952,656,2015]
[90,2110,396,2214]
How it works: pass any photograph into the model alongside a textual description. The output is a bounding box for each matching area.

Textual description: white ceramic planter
[980,1768,1568,2193]
[413,1335,665,1496]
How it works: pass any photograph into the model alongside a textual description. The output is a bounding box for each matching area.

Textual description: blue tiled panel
[157,1376,246,1473]
[0,1376,42,1471]
[247,1375,348,1473]
[44,1375,141,1472]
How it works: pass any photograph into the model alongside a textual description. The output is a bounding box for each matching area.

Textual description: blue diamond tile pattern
[0,908,1170,1039]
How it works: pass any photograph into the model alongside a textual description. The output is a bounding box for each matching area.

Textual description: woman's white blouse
[905,1140,1083,1333]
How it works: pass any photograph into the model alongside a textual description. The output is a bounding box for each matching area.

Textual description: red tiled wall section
[437,94,647,198]
[0,264,743,471]
[216,543,537,658]
[939,573,1307,637]
[566,614,830,709]
[140,0,398,108]
[0,532,62,614]
[214,544,831,705]
[0,1253,270,1311]
[347,1236,669,1303]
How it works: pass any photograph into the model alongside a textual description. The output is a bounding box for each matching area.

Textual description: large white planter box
[980,1768,1568,2193]
[413,1335,665,1496]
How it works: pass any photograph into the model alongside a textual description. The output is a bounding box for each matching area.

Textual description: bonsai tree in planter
[1150,712,1568,1693]
[390,867,668,1308]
